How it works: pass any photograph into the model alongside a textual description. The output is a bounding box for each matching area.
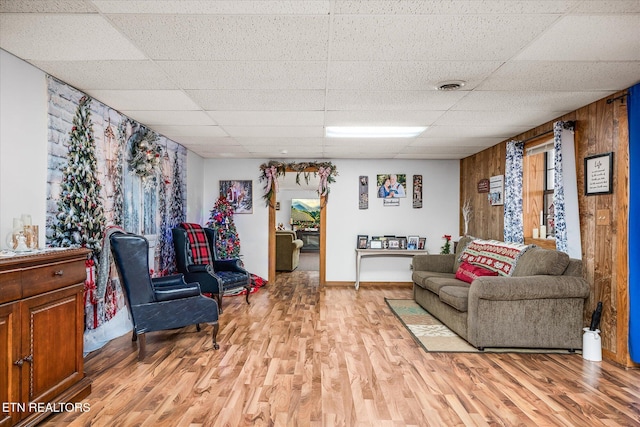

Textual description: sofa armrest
[293,239,303,249]
[412,254,455,273]
[469,275,590,301]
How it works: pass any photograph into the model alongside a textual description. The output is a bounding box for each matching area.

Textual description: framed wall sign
[584,152,613,195]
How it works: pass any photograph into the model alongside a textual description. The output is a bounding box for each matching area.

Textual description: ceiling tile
[93,1,331,14]
[152,125,227,138]
[423,125,531,139]
[187,90,326,111]
[86,90,202,111]
[568,1,640,14]
[30,60,176,90]
[207,111,325,127]
[108,14,329,60]
[0,14,145,60]
[328,61,501,91]
[0,0,98,13]
[157,61,327,90]
[433,110,560,128]
[233,137,325,147]
[326,90,466,110]
[478,61,640,91]
[222,126,324,138]
[330,14,559,61]
[516,15,640,61]
[411,137,505,148]
[452,90,614,112]
[121,110,216,126]
[325,110,444,126]
[334,1,579,15]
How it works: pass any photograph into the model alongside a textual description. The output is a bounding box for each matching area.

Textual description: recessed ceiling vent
[436,80,466,91]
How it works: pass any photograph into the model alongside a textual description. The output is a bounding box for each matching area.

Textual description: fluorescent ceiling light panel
[325,126,427,138]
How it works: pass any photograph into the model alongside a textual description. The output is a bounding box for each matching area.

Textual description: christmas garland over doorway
[258,161,338,206]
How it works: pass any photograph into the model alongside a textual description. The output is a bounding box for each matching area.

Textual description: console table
[0,248,92,426]
[297,229,320,252]
[355,248,429,290]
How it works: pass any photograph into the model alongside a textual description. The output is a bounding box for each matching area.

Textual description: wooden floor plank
[41,270,640,426]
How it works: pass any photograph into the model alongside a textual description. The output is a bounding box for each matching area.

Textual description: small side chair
[109,231,220,360]
[172,223,251,313]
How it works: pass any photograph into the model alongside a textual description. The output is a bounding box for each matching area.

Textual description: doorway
[268,170,326,284]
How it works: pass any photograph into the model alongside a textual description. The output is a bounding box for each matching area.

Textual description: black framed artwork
[584,152,613,195]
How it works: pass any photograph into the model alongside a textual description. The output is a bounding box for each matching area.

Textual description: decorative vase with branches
[462,198,473,236]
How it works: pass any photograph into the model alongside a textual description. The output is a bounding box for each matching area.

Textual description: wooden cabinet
[0,249,92,426]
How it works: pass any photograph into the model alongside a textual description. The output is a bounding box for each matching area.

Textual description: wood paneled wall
[460,90,634,367]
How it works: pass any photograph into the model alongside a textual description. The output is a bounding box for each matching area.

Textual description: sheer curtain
[503,140,524,243]
[552,121,582,258]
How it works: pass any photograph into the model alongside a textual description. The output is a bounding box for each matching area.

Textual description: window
[543,150,555,238]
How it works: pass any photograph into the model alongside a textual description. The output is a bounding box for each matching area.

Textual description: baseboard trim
[324,281,413,288]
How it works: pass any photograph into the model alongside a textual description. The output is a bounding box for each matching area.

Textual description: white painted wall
[203,159,460,282]
[1,52,461,284]
[0,50,48,249]
[202,159,271,278]
[186,150,205,224]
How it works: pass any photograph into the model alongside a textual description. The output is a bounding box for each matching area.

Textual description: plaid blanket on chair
[180,223,214,265]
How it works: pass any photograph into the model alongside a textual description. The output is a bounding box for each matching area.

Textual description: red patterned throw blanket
[180,223,213,265]
[459,239,532,276]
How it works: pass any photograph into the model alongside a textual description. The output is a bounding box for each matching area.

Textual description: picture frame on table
[370,240,383,249]
[407,235,419,250]
[387,238,400,249]
[357,235,368,249]
[397,236,407,249]
[418,237,426,250]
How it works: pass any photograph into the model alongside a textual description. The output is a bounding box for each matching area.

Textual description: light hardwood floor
[44,271,640,426]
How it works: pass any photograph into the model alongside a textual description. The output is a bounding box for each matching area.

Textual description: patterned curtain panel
[503,140,524,243]
[553,121,582,258]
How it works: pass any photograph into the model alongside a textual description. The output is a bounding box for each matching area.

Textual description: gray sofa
[411,236,590,350]
[276,230,304,271]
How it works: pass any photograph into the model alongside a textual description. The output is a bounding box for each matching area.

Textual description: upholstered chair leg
[216,292,223,314]
[196,323,201,332]
[244,279,251,305]
[132,330,138,342]
[211,322,220,350]
[137,333,146,361]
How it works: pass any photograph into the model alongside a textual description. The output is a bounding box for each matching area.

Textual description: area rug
[385,298,579,354]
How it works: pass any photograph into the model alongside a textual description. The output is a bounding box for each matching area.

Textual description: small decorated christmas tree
[50,96,106,253]
[206,196,241,259]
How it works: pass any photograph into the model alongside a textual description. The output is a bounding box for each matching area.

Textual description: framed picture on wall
[584,152,613,195]
[219,180,253,214]
[376,174,407,198]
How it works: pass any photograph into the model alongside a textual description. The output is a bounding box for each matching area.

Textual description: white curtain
[553,121,582,258]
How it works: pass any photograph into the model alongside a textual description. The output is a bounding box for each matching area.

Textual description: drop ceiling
[1,0,639,160]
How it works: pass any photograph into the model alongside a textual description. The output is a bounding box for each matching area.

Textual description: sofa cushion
[412,271,456,289]
[439,286,470,312]
[419,276,464,294]
[512,247,570,276]
[459,239,532,276]
[455,261,499,284]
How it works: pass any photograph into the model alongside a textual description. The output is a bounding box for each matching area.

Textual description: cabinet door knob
[54,270,64,276]
[13,358,24,366]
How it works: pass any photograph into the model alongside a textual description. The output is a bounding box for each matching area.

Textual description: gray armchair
[109,231,219,360]
[276,230,304,271]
